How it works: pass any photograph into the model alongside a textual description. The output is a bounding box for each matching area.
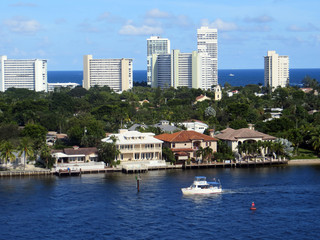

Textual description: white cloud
[4,17,42,34]
[287,23,319,32]
[202,18,238,31]
[145,9,171,18]
[244,15,274,23]
[119,22,163,35]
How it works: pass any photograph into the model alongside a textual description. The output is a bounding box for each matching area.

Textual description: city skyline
[0,0,319,70]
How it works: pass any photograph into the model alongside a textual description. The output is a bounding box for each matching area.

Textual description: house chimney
[119,129,128,134]
[209,129,215,137]
[248,124,254,130]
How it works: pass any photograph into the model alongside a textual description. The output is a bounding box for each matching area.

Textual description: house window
[172,143,175,148]
[135,153,140,160]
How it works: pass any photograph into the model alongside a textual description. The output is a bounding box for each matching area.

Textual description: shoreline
[289,159,320,165]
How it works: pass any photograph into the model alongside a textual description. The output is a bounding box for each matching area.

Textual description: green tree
[162,147,176,164]
[0,141,16,166]
[40,144,55,169]
[17,137,34,170]
[98,138,120,166]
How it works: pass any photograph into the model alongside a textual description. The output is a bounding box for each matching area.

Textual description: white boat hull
[181,187,222,195]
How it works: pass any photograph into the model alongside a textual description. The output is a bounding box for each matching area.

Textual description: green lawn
[292,148,319,159]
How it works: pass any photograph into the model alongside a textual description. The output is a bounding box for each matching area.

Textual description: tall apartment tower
[197,26,218,89]
[151,50,201,89]
[0,55,47,92]
[147,36,170,86]
[264,50,289,90]
[83,55,133,92]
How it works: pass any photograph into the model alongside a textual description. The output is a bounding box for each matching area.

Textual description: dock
[183,159,288,169]
[0,159,289,177]
[0,170,52,177]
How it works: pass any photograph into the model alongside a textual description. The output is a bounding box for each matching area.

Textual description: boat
[181,176,222,195]
[229,73,235,77]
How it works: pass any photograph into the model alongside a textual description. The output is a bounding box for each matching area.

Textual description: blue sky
[0,0,319,70]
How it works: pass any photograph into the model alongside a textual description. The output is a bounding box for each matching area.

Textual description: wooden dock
[0,170,52,177]
[183,159,288,169]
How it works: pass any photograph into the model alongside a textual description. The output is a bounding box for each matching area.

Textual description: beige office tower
[147,36,170,86]
[264,51,289,90]
[83,55,133,92]
[197,26,218,89]
[0,55,47,92]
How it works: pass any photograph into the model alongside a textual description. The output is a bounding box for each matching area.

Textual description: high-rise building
[197,26,218,89]
[83,55,133,92]
[264,50,289,90]
[147,36,170,86]
[151,50,201,89]
[0,55,47,92]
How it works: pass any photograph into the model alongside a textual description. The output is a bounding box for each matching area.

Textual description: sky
[0,0,319,70]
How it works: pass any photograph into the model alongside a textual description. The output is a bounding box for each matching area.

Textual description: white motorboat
[181,176,222,195]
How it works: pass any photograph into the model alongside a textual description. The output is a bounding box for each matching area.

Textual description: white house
[180,120,208,134]
[101,129,165,168]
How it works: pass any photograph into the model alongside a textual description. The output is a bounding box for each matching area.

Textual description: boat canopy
[195,176,207,181]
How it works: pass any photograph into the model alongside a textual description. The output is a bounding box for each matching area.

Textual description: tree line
[0,75,319,167]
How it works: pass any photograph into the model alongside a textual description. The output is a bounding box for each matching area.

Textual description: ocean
[48,68,320,87]
[1,166,320,239]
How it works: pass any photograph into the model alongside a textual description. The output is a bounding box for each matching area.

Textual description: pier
[0,170,52,177]
[183,159,288,169]
[0,159,289,177]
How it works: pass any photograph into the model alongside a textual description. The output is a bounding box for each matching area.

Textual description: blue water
[48,69,320,87]
[1,166,320,239]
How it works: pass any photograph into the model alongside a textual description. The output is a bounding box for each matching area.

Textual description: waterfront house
[214,127,276,152]
[155,130,218,163]
[51,146,105,171]
[101,129,165,168]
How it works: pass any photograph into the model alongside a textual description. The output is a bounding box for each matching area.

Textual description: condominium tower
[264,50,289,90]
[83,55,133,92]
[147,36,170,86]
[0,55,47,92]
[151,50,201,89]
[197,26,218,89]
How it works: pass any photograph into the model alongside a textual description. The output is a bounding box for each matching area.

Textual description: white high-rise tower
[147,36,170,86]
[264,50,289,90]
[197,26,218,89]
[0,55,47,92]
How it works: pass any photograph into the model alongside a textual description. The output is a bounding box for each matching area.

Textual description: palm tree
[40,144,53,169]
[196,147,205,163]
[18,137,34,170]
[0,141,16,167]
[310,127,320,154]
[203,147,213,163]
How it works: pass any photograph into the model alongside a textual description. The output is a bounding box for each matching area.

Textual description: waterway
[1,166,319,239]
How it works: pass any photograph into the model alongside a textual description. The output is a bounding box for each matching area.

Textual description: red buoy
[250,202,256,210]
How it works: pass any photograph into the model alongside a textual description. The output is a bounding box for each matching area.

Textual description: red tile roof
[155,130,218,143]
